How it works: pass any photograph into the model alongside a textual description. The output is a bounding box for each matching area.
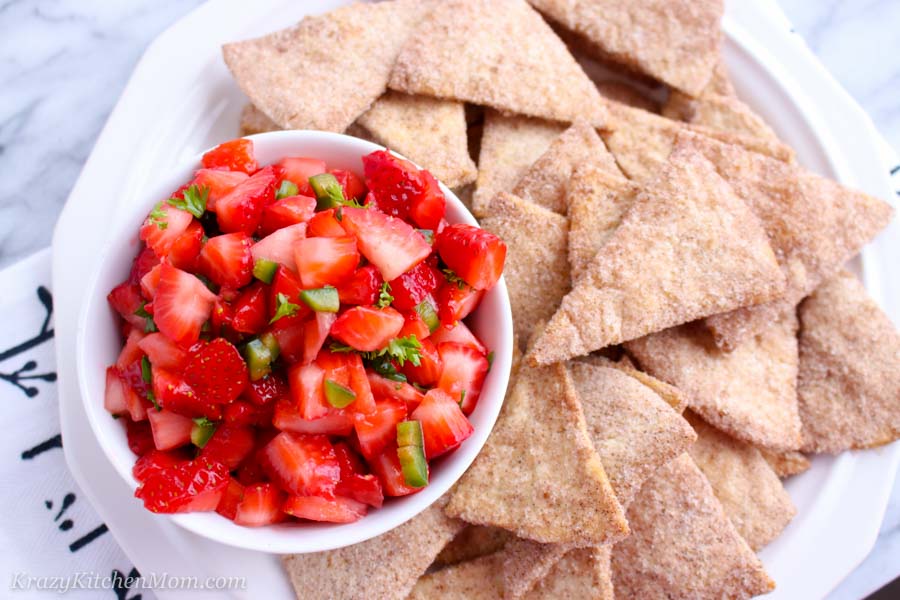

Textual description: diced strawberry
[388,261,440,311]
[245,373,289,407]
[251,222,307,272]
[126,418,155,456]
[146,408,194,451]
[167,220,204,271]
[234,483,284,526]
[262,432,340,496]
[267,313,307,364]
[116,328,146,370]
[152,264,216,346]
[303,311,337,365]
[138,333,188,371]
[436,224,506,290]
[399,338,442,386]
[231,283,268,335]
[105,366,133,416]
[408,170,446,230]
[307,208,347,237]
[139,263,163,300]
[282,495,367,523]
[152,367,221,420]
[135,459,230,513]
[333,442,383,508]
[366,371,425,412]
[436,281,484,325]
[202,139,258,174]
[183,338,248,406]
[128,247,160,285]
[362,150,444,225]
[339,207,431,281]
[133,449,187,482]
[273,399,354,436]
[200,425,256,469]
[437,342,488,414]
[354,398,407,461]
[330,306,404,352]
[216,166,278,234]
[398,310,430,340]
[288,362,328,420]
[216,477,244,520]
[336,264,383,306]
[293,236,359,288]
[208,297,234,338]
[199,232,254,289]
[276,157,327,196]
[315,350,375,415]
[411,388,474,459]
[370,445,422,497]
[328,168,366,200]
[430,321,486,353]
[190,168,248,212]
[259,195,317,236]
[224,400,270,427]
[140,202,194,258]
[107,281,146,329]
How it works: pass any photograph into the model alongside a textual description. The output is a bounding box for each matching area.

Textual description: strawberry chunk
[399,338,442,386]
[152,367,221,420]
[410,388,474,459]
[234,483,285,526]
[105,366,134,416]
[135,459,230,513]
[436,224,506,290]
[199,232,254,289]
[366,372,425,412]
[283,495,367,523]
[337,264,383,306]
[146,408,194,451]
[139,263,163,300]
[108,281,147,329]
[190,168,249,211]
[128,247,160,285]
[293,235,359,288]
[370,445,422,497]
[329,168,366,200]
[330,306,404,352]
[200,425,256,469]
[267,313,307,364]
[303,311,337,365]
[436,342,489,414]
[216,477,245,520]
[389,261,440,311]
[231,283,269,335]
[259,195,317,236]
[339,207,431,281]
[307,208,347,237]
[126,418,155,456]
[167,220,204,271]
[354,398,407,461]
[268,265,309,319]
[430,321,486,353]
[115,327,146,370]
[216,166,278,234]
[133,449,187,482]
[139,202,193,258]
[152,264,216,346]
[362,150,445,228]
[398,310,431,341]
[315,350,375,415]
[251,222,307,272]
[245,372,289,407]
[262,432,340,496]
[202,139,258,174]
[436,281,484,325]
[276,157,327,196]
[289,362,329,420]
[273,399,354,436]
[334,442,383,508]
[183,338,248,406]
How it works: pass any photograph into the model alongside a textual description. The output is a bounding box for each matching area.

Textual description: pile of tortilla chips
[222,1,898,597]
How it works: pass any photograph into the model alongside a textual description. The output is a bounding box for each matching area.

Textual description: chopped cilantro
[441,267,467,290]
[376,282,394,308]
[148,202,168,230]
[134,303,158,333]
[168,184,209,218]
[140,356,152,384]
[459,390,466,407]
[417,229,435,244]
[486,350,495,371]
[275,179,299,200]
[269,293,300,324]
[382,336,422,367]
[147,390,161,411]
[329,335,423,378]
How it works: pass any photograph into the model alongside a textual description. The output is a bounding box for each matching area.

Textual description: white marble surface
[0,1,898,598]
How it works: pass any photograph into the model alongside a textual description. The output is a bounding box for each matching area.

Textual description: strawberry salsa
[104,139,507,525]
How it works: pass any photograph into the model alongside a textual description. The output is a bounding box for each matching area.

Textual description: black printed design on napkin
[0,286,56,397]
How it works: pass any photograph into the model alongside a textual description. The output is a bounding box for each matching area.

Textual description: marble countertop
[1,1,897,598]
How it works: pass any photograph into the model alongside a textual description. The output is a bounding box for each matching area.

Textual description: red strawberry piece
[410,388,474,459]
[199,232,254,289]
[333,442,383,508]
[231,283,269,335]
[135,458,230,513]
[408,170,446,230]
[251,222,307,272]
[139,263,163,300]
[268,265,307,314]
[261,432,340,497]
[354,398,407,461]
[209,297,234,337]
[307,208,347,237]
[430,320,486,353]
[126,418,155,456]
[224,400,268,427]
[167,220,204,271]
[293,235,360,288]
[436,342,489,415]
[234,483,285,526]
[339,206,431,281]
[152,264,216,346]
[303,311,337,365]
[282,495,367,524]
[288,362,329,420]
[133,449,187,482]
[436,224,506,290]
[370,445,422,497]
[366,371,425,412]
[259,195,317,237]
[140,202,194,258]
[183,338,248,406]
[215,477,244,520]
[138,333,188,371]
[398,310,431,341]
[216,166,278,234]
[336,264,383,306]
[388,260,440,311]
[118,362,152,421]
[201,138,258,174]
[107,281,146,329]
[146,407,194,451]
[200,425,256,469]
[330,306,405,352]
[115,328,146,370]
[315,350,376,415]
[129,247,160,285]
[399,338,442,386]
[362,150,434,223]
[190,168,249,211]
[267,313,307,363]
[273,399,354,436]
[151,366,221,420]
[436,281,484,325]
[245,373,289,407]
[328,168,366,200]
[276,157,327,196]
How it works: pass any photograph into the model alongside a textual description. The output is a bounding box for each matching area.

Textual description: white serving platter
[52,0,900,598]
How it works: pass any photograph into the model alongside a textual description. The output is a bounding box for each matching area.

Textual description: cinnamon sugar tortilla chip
[239,103,280,136]
[356,92,477,188]
[282,499,463,600]
[797,270,900,453]
[512,120,620,214]
[473,111,565,216]
[569,362,696,506]
[389,0,608,126]
[446,361,628,546]
[528,0,724,96]
[688,415,796,551]
[611,454,774,599]
[759,448,811,478]
[480,193,570,346]
[576,354,688,413]
[529,144,785,365]
[597,81,661,113]
[703,58,737,97]
[500,538,570,599]
[679,132,895,350]
[663,92,780,144]
[408,551,506,600]
[524,546,613,600]
[626,314,803,451]
[223,0,425,132]
[434,525,512,567]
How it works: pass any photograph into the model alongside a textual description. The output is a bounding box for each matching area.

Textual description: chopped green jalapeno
[415,299,440,333]
[243,338,274,381]
[191,417,217,448]
[275,179,299,200]
[397,420,424,449]
[252,258,279,284]
[398,445,429,488]
[309,173,347,210]
[324,379,356,408]
[299,286,340,312]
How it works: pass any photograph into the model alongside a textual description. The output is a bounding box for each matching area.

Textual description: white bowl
[75,130,513,553]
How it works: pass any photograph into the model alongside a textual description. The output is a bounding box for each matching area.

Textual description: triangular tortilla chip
[434,525,512,567]
[223,0,426,132]
[759,447,811,479]
[500,538,570,599]
[529,144,785,365]
[389,0,608,126]
[797,270,900,453]
[524,546,613,600]
[569,362,696,506]
[512,120,620,214]
[239,103,280,136]
[528,0,723,96]
[597,80,661,113]
[576,354,688,413]
[663,92,780,145]
[480,193,570,347]
[565,164,636,281]
[282,498,463,600]
[473,111,564,216]
[688,415,796,551]
[446,361,628,546]
[611,454,775,599]
[626,314,803,451]
[680,132,895,350]
[408,551,506,599]
[356,92,477,188]
[599,100,794,182]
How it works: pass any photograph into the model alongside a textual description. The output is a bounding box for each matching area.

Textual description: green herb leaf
[275,179,299,200]
[459,389,466,407]
[376,282,394,308]
[147,390,161,412]
[309,173,364,210]
[417,229,435,245]
[140,356,152,384]
[148,202,168,230]
[441,267,467,290]
[168,184,209,218]
[134,303,158,333]
[383,335,422,367]
[269,293,300,324]
[371,355,407,382]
